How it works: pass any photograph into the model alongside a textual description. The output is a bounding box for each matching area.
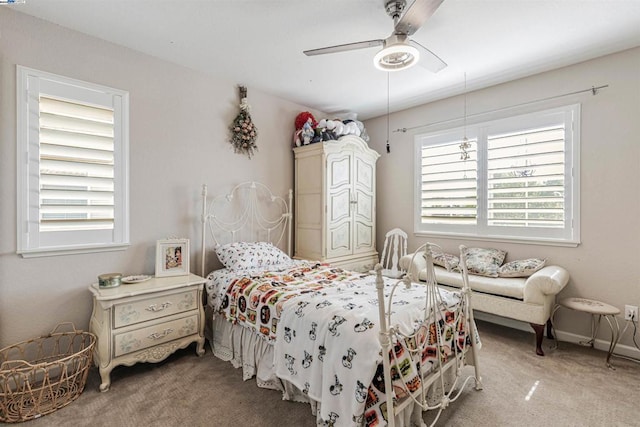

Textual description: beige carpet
[23,320,640,427]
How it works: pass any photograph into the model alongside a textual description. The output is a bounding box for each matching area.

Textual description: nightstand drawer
[114,313,199,357]
[113,290,198,328]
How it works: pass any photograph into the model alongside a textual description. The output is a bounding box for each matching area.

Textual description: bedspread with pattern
[207,262,472,427]
[213,262,365,341]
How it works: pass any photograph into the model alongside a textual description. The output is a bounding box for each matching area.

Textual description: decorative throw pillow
[463,247,507,278]
[498,258,546,278]
[425,251,460,272]
[215,241,292,270]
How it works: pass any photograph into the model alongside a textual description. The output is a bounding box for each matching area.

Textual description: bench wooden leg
[530,323,545,356]
[546,318,554,340]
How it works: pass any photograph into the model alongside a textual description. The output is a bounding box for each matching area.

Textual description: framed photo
[155,238,190,277]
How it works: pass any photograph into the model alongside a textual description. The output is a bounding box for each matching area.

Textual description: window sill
[18,243,130,258]
[413,231,579,248]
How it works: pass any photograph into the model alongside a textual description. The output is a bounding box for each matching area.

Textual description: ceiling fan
[303,0,447,73]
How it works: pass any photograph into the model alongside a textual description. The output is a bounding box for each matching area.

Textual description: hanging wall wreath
[229,85,258,158]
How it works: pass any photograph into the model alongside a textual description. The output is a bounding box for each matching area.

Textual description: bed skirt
[205,309,460,426]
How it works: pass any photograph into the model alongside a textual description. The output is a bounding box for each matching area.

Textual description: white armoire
[293,135,380,271]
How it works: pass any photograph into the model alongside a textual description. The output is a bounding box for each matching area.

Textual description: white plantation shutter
[17,66,129,257]
[415,104,579,245]
[39,96,116,232]
[420,139,477,225]
[487,126,565,228]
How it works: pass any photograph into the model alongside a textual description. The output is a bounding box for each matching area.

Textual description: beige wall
[0,10,321,347]
[365,47,640,352]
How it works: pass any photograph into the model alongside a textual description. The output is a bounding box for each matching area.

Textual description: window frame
[16,66,130,257]
[414,104,580,247]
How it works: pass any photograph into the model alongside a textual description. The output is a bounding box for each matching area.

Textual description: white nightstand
[89,274,206,391]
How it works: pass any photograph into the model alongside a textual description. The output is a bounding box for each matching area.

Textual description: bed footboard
[375,243,482,427]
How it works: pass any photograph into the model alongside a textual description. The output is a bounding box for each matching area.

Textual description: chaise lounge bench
[400,247,570,356]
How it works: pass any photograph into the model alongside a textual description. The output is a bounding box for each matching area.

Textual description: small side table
[551,297,620,368]
[89,274,206,391]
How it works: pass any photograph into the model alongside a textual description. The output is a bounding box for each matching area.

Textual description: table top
[558,297,620,315]
[89,273,206,300]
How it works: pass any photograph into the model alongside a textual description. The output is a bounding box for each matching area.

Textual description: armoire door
[326,151,353,259]
[352,151,375,254]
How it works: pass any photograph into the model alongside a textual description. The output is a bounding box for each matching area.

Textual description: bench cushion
[427,266,526,300]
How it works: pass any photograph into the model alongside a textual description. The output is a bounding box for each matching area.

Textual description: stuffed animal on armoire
[293,112,318,147]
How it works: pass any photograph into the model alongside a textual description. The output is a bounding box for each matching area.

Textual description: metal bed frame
[200,181,482,426]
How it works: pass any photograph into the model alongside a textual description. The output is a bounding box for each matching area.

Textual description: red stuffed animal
[294,111,317,130]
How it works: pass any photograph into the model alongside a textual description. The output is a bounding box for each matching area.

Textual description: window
[415,104,579,245]
[17,66,129,257]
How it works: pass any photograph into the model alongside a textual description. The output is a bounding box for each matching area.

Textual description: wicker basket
[0,323,96,423]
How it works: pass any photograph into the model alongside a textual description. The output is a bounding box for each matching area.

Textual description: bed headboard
[200,181,293,276]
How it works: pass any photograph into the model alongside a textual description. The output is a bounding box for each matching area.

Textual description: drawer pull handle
[146,302,172,312]
[148,328,174,340]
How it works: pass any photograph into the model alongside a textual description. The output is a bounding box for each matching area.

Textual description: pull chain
[386,72,391,153]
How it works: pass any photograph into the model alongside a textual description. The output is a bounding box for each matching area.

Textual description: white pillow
[498,258,546,278]
[424,250,460,272]
[215,242,292,270]
[464,247,507,278]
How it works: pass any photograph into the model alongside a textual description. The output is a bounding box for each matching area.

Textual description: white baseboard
[473,311,640,360]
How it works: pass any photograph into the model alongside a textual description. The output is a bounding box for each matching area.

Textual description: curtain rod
[393,84,609,134]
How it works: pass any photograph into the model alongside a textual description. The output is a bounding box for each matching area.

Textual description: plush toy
[317,118,328,129]
[316,119,335,141]
[360,127,370,142]
[293,129,303,147]
[318,118,344,135]
[301,117,314,145]
[312,129,323,143]
[316,117,367,140]
[322,129,337,141]
[295,112,317,130]
[293,112,321,147]
[342,120,360,137]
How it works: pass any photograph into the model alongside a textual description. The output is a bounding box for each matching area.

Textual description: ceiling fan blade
[409,40,447,73]
[304,39,384,56]
[395,0,445,36]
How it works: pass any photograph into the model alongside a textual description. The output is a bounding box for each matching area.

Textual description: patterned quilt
[207,261,472,427]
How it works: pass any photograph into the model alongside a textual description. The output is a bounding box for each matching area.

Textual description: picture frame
[155,238,190,277]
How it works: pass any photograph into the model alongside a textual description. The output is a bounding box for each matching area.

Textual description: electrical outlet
[624,305,638,321]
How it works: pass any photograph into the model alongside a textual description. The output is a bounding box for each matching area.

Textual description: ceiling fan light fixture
[374,43,420,72]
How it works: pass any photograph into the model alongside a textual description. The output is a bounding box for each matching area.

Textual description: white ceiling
[13,0,640,120]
